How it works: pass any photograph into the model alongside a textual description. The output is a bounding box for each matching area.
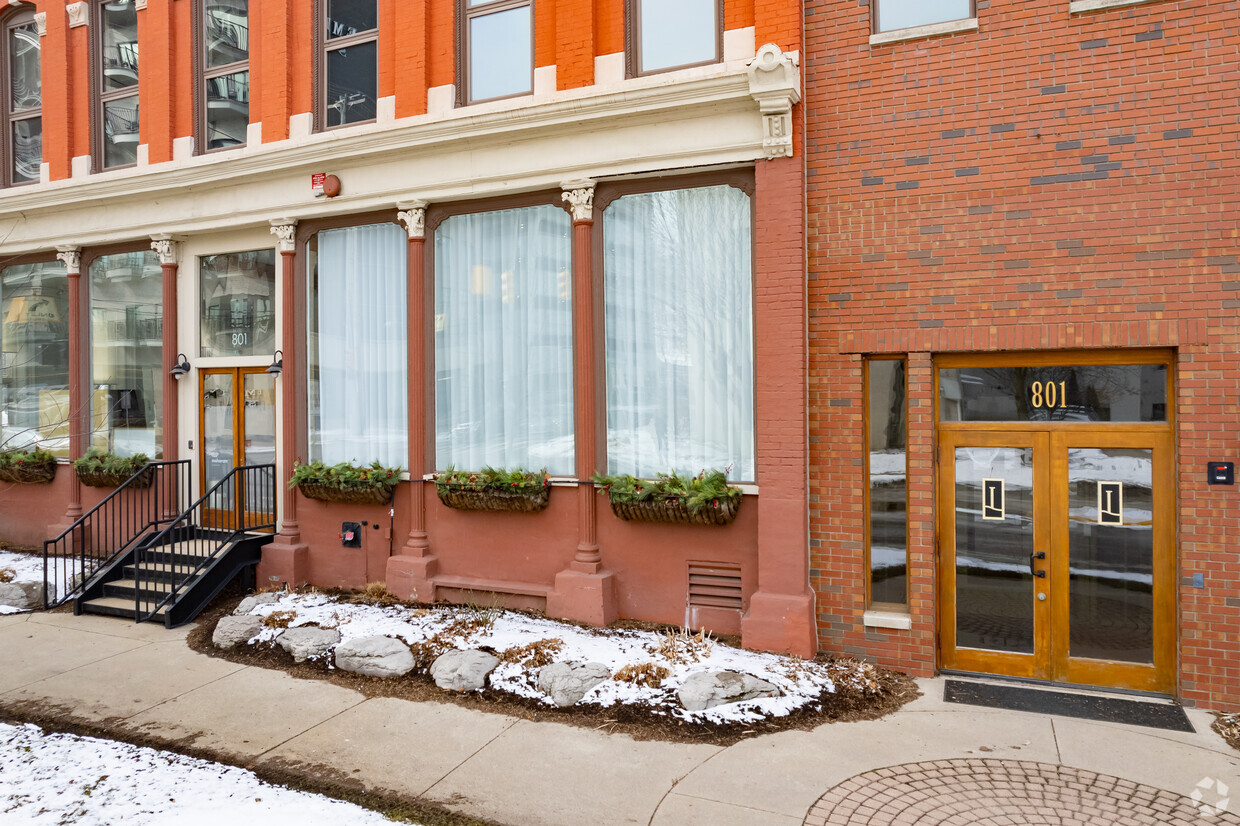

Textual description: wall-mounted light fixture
[266,350,283,375]
[169,353,191,380]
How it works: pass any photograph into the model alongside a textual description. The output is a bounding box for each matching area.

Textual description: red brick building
[806,0,1240,709]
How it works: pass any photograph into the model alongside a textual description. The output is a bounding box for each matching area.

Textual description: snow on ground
[0,548,45,584]
[240,591,880,724]
[0,722,406,825]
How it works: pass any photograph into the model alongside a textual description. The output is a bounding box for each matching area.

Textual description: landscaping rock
[537,661,611,707]
[213,615,263,648]
[678,670,780,711]
[277,626,341,662]
[335,636,415,677]
[430,649,500,692]
[0,581,42,611]
[235,592,283,615]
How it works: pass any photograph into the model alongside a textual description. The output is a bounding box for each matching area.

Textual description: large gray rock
[678,671,780,711]
[537,661,611,707]
[0,580,42,611]
[335,636,415,678]
[213,615,263,648]
[430,649,500,692]
[277,626,341,662]
[235,592,283,615]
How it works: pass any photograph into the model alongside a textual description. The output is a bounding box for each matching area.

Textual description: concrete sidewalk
[1,610,1237,826]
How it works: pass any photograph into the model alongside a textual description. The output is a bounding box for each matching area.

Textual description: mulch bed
[1214,713,1240,751]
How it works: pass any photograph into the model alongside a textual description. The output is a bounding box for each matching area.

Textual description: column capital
[561,180,595,223]
[33,12,47,36]
[269,218,299,253]
[55,246,81,275]
[747,44,801,159]
[150,234,181,266]
[397,200,429,240]
[66,2,88,28]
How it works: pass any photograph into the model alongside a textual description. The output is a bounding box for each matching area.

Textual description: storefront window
[0,261,69,457]
[867,358,907,607]
[89,251,163,458]
[199,249,275,357]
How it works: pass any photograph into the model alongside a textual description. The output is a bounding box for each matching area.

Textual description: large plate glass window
[89,251,163,458]
[3,7,40,186]
[199,249,275,357]
[307,222,407,466]
[318,0,377,128]
[434,203,574,475]
[1,261,69,457]
[198,0,249,151]
[628,0,720,75]
[867,358,907,607]
[874,0,973,33]
[95,0,139,169]
[603,183,755,481]
[459,0,532,104]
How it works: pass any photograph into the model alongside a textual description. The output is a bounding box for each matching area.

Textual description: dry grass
[0,567,14,584]
[348,582,407,608]
[613,663,670,688]
[498,639,565,668]
[645,627,714,665]
[261,610,298,629]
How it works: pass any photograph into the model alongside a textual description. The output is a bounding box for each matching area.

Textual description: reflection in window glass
[202,0,249,151]
[199,249,276,357]
[639,0,717,73]
[326,0,376,40]
[434,205,574,475]
[868,359,907,607]
[89,251,163,458]
[325,40,377,126]
[205,0,248,69]
[1,262,70,457]
[939,365,1167,423]
[99,0,139,168]
[205,70,249,149]
[10,117,39,184]
[469,6,532,102]
[7,17,41,184]
[875,0,972,32]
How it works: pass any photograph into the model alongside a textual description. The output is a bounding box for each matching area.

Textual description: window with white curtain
[434,203,573,475]
[603,184,754,481]
[307,222,407,467]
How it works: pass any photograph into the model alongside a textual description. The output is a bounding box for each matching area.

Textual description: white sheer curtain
[308,222,407,467]
[434,204,574,475]
[603,185,755,481]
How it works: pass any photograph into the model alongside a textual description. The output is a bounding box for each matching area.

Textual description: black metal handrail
[133,463,275,623]
[42,460,192,609]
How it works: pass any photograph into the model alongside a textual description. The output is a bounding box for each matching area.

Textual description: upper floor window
[316,0,377,129]
[2,7,40,186]
[874,0,973,33]
[197,0,249,152]
[457,0,532,105]
[94,0,139,169]
[626,0,721,77]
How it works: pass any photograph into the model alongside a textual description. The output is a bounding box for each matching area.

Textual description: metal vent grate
[687,562,744,611]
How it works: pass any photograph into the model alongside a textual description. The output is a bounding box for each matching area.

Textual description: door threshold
[939,669,1178,704]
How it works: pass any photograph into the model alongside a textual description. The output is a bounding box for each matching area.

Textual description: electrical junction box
[1207,462,1234,485]
[340,522,362,548]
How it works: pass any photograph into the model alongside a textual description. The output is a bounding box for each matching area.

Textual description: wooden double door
[938,426,1175,693]
[200,367,276,528]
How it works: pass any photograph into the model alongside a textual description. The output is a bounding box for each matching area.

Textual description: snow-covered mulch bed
[0,722,409,825]
[0,549,47,614]
[220,590,901,728]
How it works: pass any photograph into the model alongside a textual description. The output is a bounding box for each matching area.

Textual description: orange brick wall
[805,0,1240,708]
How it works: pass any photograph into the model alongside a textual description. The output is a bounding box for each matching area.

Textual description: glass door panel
[202,371,235,516]
[201,367,275,529]
[241,371,276,524]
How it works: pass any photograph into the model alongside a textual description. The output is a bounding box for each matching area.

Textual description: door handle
[1030,551,1047,578]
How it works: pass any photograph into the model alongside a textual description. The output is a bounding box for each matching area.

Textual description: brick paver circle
[804,759,1239,826]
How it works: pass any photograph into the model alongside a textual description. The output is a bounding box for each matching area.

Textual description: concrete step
[78,595,165,620]
[101,577,175,602]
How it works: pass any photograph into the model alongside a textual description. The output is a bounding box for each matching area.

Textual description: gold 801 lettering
[1030,380,1067,409]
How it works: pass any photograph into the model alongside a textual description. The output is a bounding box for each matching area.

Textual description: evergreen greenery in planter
[434,466,551,513]
[73,448,152,488]
[592,469,743,526]
[0,447,59,484]
[289,460,403,506]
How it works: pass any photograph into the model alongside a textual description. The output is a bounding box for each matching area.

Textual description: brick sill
[863,609,912,630]
[869,18,979,46]
[1070,0,1163,13]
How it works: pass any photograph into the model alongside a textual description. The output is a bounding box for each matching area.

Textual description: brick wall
[805,0,1240,708]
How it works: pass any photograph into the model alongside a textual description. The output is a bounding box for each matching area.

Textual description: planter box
[296,480,395,506]
[0,462,57,484]
[607,496,741,527]
[77,465,153,488]
[436,484,550,513]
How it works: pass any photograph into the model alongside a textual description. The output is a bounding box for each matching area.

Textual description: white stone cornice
[33,12,47,36]
[150,234,180,265]
[66,2,88,28]
[561,180,595,223]
[747,44,801,159]
[269,219,298,252]
[396,201,428,240]
[55,246,81,274]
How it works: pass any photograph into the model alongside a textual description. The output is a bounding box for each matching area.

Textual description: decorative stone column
[150,235,179,464]
[546,180,617,626]
[386,200,439,602]
[258,218,309,588]
[49,246,83,539]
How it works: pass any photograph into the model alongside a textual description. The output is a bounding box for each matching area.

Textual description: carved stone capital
[134,0,147,9]
[33,12,47,36]
[150,234,180,266]
[66,2,88,28]
[55,246,81,275]
[561,180,595,223]
[747,44,801,159]
[396,200,428,240]
[269,218,298,253]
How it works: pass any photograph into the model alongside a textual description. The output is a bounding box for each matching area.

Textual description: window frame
[871,0,976,35]
[313,0,379,132]
[193,0,250,155]
[90,0,140,172]
[864,356,909,611]
[624,0,724,79]
[1,5,40,187]
[454,0,534,107]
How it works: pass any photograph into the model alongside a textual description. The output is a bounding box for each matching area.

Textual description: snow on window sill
[1070,0,1163,13]
[869,18,979,46]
